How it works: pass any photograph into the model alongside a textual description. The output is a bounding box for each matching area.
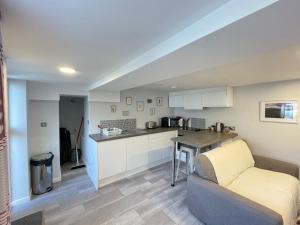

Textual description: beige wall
[174,80,300,167]
[8,79,30,204]
[28,101,61,182]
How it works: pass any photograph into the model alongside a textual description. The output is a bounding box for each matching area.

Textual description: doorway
[59,96,85,177]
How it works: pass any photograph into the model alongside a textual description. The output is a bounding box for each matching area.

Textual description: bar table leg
[171,141,178,186]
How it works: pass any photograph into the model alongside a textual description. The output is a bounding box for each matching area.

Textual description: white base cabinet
[98,139,127,179]
[97,130,177,187]
[126,135,150,171]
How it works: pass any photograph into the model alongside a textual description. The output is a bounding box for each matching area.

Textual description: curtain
[0,56,10,224]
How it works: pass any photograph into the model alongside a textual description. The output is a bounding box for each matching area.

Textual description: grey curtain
[0,57,10,224]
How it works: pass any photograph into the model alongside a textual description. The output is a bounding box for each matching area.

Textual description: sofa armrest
[253,155,299,178]
[187,174,283,225]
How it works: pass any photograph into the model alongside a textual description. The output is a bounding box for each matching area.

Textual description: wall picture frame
[136,101,144,112]
[260,100,298,123]
[150,107,156,116]
[156,97,163,106]
[111,105,117,113]
[126,96,132,105]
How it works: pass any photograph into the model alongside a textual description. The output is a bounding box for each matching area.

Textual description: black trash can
[30,152,54,195]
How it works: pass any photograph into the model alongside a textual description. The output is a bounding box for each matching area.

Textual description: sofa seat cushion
[227,167,300,225]
[203,140,255,186]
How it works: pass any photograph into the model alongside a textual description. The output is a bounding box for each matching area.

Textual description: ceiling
[1,0,230,84]
[139,46,300,91]
[98,0,300,91]
[2,0,300,92]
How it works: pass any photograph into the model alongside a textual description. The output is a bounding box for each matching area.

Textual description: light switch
[41,122,47,127]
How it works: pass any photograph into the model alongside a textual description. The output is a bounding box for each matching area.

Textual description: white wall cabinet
[97,130,177,187]
[169,86,233,109]
[202,87,233,107]
[183,92,203,110]
[169,95,184,107]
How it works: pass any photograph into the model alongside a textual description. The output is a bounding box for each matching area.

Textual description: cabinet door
[169,96,176,107]
[202,90,227,107]
[126,136,149,171]
[169,95,184,107]
[148,131,177,163]
[184,93,203,110]
[202,87,233,107]
[98,139,127,179]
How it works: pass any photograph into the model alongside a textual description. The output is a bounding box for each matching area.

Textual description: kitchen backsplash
[100,119,137,130]
[190,118,206,129]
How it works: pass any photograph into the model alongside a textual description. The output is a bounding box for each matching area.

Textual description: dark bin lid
[30,152,54,166]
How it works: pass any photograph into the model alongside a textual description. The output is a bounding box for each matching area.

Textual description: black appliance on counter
[161,117,179,127]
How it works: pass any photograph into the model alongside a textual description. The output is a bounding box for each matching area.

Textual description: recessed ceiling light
[171,86,177,89]
[59,66,77,75]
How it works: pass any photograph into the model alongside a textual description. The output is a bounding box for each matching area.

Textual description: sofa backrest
[203,140,255,187]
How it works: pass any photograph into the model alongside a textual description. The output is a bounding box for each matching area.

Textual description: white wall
[28,81,87,101]
[28,81,120,102]
[88,89,120,102]
[8,79,30,204]
[28,101,61,182]
[174,80,300,167]
[59,97,84,148]
[88,89,172,134]
[82,97,89,162]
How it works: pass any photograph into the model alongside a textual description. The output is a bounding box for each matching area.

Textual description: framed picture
[126,96,132,105]
[111,105,117,113]
[150,107,156,116]
[260,100,298,123]
[156,97,163,106]
[136,101,144,112]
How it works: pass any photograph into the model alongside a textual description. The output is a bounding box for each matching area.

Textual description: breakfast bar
[171,130,238,186]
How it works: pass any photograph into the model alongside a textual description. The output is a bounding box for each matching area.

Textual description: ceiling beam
[90,0,278,90]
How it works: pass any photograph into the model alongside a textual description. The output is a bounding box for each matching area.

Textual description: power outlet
[41,122,47,127]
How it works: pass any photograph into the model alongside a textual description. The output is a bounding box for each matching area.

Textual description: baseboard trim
[11,196,30,206]
[98,158,171,188]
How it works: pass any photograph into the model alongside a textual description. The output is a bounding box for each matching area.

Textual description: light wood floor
[12,162,203,225]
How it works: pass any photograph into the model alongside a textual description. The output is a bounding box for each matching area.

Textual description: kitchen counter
[87,127,178,189]
[171,130,238,186]
[171,130,238,149]
[89,127,178,142]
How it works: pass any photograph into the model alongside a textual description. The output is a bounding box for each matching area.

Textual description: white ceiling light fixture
[59,66,77,75]
[171,86,177,89]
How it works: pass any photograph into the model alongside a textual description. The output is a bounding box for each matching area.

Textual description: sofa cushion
[203,140,255,186]
[227,167,300,225]
[194,154,218,183]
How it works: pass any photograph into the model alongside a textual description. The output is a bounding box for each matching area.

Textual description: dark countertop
[171,130,238,149]
[89,127,178,142]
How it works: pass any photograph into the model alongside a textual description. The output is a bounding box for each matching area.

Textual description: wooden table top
[171,130,238,149]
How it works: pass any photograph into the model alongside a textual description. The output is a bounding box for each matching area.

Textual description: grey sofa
[187,142,299,225]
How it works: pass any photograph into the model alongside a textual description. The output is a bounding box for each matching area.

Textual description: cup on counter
[209,126,215,131]
[223,126,231,134]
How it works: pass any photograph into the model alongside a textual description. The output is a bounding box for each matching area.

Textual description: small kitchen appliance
[177,117,185,128]
[215,122,224,132]
[145,121,157,129]
[161,117,179,127]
